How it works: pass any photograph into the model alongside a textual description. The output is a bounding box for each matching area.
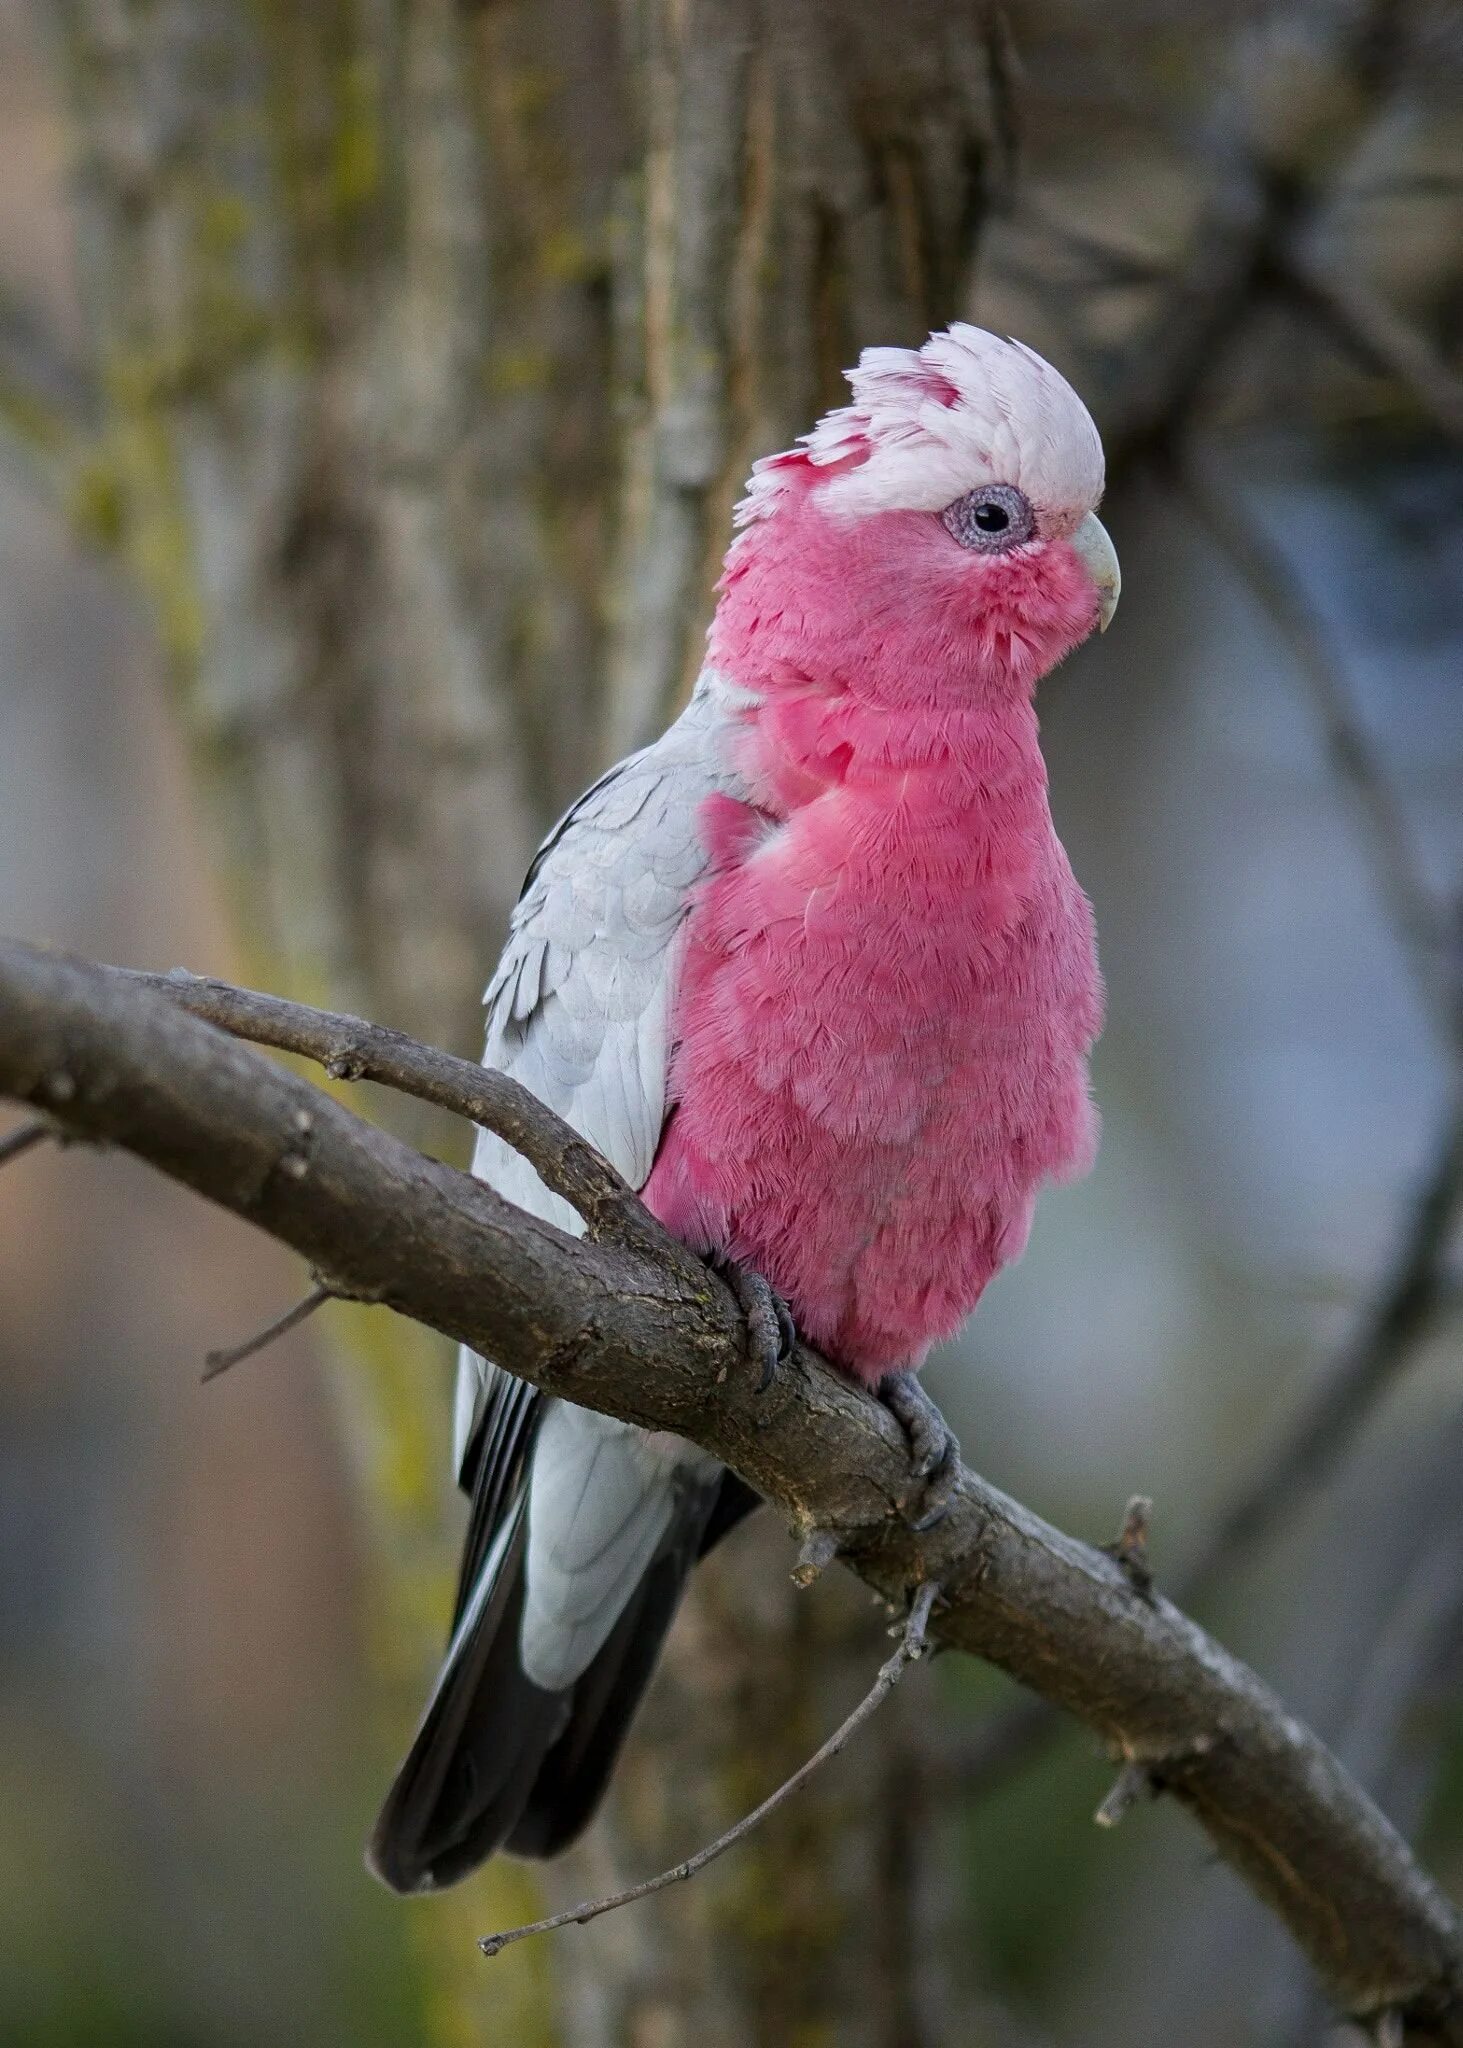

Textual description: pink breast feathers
[641,444,1105,1386]
[642,771,1100,1384]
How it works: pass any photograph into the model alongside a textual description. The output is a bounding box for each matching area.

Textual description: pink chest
[641,748,1103,1383]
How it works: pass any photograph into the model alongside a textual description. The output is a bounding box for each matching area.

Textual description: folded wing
[370,675,756,1892]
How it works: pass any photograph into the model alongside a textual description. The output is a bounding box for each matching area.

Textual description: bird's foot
[706,1250,796,1393]
[880,1371,962,1531]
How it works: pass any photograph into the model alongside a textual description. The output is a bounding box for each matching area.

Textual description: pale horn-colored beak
[1070,511,1120,632]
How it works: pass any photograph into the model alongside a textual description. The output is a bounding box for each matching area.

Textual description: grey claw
[880,1370,961,1528]
[907,1458,960,1532]
[708,1251,795,1393]
[909,1429,950,1485]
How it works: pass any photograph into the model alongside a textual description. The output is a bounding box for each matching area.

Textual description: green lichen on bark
[41,5,1010,2041]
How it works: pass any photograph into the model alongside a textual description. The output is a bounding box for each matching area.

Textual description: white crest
[737,323,1105,528]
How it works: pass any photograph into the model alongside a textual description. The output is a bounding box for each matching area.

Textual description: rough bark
[3,941,1462,2046]
[579,13,1007,2030]
[604,0,1005,755]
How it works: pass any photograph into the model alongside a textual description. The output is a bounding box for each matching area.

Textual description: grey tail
[367,1470,759,1892]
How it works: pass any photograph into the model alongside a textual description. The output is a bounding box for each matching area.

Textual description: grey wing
[453,675,740,1474]
[454,676,743,1677]
[369,676,755,1889]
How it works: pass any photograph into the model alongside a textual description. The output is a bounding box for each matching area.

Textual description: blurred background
[0,1,1460,2043]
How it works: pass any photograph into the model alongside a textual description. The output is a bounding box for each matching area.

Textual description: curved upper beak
[1071,512,1120,632]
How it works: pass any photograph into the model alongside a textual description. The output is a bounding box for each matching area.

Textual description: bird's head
[715,324,1118,711]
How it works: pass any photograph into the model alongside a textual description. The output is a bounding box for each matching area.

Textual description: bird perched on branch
[370,323,1118,1893]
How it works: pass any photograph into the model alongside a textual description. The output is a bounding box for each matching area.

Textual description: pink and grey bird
[370,323,1118,1892]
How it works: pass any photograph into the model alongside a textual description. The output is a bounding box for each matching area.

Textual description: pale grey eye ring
[940,482,1035,552]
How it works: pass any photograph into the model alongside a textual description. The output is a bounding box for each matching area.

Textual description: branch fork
[2,943,1461,2039]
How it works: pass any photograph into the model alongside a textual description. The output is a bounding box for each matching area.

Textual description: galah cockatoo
[370,323,1117,1893]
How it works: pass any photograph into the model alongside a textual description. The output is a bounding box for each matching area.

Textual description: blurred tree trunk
[51,2,1006,2039]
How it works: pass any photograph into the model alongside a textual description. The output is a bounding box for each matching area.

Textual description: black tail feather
[367,1512,564,1893]
[504,1549,685,1859]
[369,1471,761,1893]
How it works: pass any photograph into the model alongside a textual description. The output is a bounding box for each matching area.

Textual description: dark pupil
[973,501,1009,532]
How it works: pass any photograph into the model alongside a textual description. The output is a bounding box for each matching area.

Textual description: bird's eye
[940,483,1035,553]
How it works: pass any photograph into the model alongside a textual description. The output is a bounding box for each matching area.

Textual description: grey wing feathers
[521,1406,718,1689]
[483,715,717,1183]
[454,676,742,1478]
[371,676,750,1891]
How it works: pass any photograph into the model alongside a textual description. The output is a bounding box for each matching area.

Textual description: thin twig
[202,1283,337,1381]
[1286,257,1463,448]
[478,1582,941,1958]
[0,1118,51,1167]
[1169,460,1463,1584]
[1176,443,1463,1575]
[1180,456,1460,1055]
[1186,1103,1463,1597]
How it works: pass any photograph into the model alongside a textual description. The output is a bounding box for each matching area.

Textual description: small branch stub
[1107,1493,1155,1596]
[1095,1760,1158,1830]
[1096,1731,1220,1830]
[792,1527,840,1586]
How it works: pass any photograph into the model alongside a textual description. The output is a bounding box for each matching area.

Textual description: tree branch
[109,965,657,1252]
[1098,0,1413,472]
[2,938,1461,2041]
[1285,259,1463,449]
[1180,455,1461,1057]
[1185,1100,1463,1598]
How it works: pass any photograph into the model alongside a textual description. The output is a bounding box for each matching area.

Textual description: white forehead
[739,323,1104,525]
